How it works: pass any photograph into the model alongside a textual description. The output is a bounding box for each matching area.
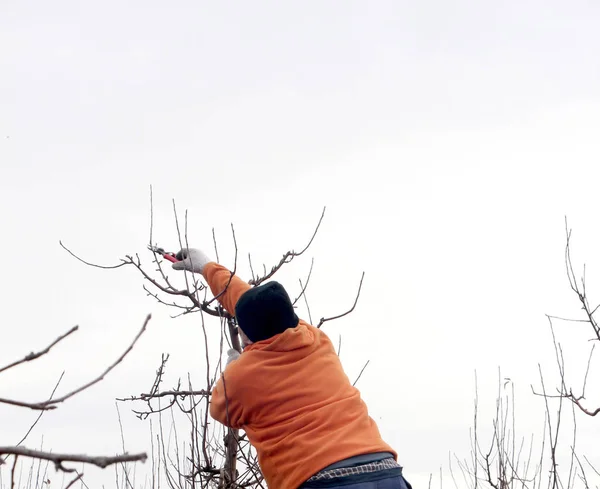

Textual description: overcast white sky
[1,1,600,487]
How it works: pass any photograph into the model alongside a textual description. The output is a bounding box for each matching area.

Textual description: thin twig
[10,455,17,489]
[115,402,135,489]
[212,228,220,264]
[249,207,325,286]
[205,224,238,308]
[352,360,370,387]
[3,371,65,462]
[292,258,314,306]
[0,327,78,375]
[64,471,84,489]
[300,278,313,325]
[317,272,365,328]
[59,241,127,269]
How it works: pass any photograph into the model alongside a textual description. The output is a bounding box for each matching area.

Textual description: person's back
[172,248,412,489]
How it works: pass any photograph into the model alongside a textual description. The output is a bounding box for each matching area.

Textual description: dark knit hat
[235,281,299,343]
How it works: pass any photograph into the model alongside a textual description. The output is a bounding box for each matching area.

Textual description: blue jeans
[343,475,411,489]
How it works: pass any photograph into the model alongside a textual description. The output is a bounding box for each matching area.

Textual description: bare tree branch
[317,272,365,328]
[564,396,600,417]
[59,241,128,269]
[126,256,222,318]
[532,221,600,430]
[10,455,17,489]
[0,315,151,411]
[249,207,325,286]
[0,327,78,375]
[117,389,211,403]
[0,447,146,471]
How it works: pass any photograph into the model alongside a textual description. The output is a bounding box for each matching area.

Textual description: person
[172,247,412,489]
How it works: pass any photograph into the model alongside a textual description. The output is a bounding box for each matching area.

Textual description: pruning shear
[147,244,180,263]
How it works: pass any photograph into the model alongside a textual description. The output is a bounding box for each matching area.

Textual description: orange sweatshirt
[203,262,397,489]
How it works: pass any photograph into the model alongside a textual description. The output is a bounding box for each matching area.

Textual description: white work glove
[171,248,212,274]
[226,348,241,366]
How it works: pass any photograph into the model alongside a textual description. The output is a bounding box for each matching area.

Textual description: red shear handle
[163,254,179,263]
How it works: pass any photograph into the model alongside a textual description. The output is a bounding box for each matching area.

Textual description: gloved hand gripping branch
[171,248,212,274]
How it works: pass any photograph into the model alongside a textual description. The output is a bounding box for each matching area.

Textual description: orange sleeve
[210,370,244,428]
[202,262,251,316]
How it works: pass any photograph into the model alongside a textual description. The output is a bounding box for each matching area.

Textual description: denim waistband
[308,457,401,482]
[320,452,394,471]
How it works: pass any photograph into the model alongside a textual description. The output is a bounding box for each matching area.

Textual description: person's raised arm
[202,262,251,315]
[172,247,251,316]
